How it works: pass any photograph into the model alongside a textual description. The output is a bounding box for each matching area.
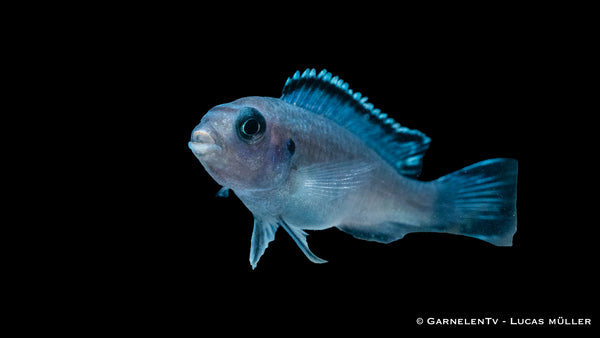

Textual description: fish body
[189,69,518,269]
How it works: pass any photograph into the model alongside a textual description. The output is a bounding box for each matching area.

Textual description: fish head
[189,97,295,192]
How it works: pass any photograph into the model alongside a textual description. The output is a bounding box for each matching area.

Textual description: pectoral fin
[250,217,279,269]
[295,160,375,198]
[216,186,230,198]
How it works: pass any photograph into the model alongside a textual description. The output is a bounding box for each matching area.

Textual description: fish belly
[336,175,438,243]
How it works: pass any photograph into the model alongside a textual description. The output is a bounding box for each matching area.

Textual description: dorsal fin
[281,69,431,178]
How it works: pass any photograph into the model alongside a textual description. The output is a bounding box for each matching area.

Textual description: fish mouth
[188,129,222,156]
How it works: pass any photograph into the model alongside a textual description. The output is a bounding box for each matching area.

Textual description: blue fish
[189,69,518,269]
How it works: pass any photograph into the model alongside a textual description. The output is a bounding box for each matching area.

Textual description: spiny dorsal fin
[281,69,430,178]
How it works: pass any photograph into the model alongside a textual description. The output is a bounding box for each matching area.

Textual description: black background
[68,9,595,334]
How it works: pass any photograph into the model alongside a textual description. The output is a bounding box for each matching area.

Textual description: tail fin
[435,158,518,246]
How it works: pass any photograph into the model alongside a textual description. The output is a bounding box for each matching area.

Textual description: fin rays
[249,216,326,269]
[281,69,431,178]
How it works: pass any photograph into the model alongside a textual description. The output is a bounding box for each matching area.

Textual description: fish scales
[189,69,518,269]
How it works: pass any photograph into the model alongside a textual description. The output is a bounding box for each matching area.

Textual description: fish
[189,69,518,269]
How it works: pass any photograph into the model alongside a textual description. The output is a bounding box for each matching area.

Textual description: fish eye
[242,118,260,135]
[236,107,266,143]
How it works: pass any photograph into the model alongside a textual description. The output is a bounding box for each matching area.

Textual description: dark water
[58,18,592,334]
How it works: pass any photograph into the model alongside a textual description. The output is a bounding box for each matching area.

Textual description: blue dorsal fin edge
[280,69,431,178]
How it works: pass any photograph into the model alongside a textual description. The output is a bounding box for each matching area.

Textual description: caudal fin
[435,158,518,246]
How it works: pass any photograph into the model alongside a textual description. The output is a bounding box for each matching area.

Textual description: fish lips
[188,129,222,157]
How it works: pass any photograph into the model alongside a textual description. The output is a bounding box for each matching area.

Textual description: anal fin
[337,222,420,244]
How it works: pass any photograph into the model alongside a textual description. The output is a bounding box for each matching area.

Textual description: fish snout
[191,127,215,144]
[189,126,222,156]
